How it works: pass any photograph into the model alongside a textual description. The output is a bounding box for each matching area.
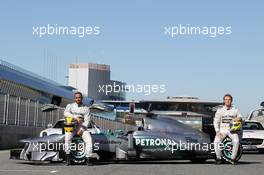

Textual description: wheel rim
[223,141,232,159]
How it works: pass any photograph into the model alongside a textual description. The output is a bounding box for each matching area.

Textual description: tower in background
[68,62,126,100]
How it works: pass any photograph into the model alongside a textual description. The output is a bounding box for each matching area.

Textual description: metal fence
[0,92,136,132]
[0,92,62,127]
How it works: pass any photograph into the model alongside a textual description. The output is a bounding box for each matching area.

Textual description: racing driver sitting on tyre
[214,93,243,165]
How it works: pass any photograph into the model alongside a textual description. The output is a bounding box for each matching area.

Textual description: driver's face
[75,94,83,105]
[224,96,232,107]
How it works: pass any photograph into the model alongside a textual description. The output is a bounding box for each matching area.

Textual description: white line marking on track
[0,169,58,174]
[50,170,58,173]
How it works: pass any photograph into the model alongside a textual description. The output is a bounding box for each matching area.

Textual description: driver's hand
[75,115,84,123]
[234,117,242,122]
[76,128,84,136]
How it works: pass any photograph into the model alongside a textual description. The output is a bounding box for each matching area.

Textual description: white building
[68,63,125,100]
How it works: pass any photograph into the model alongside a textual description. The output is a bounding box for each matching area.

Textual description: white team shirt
[213,105,243,132]
[64,102,90,127]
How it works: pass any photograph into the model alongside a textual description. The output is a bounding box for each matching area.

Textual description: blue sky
[0,0,263,115]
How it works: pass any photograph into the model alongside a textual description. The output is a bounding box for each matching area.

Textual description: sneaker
[215,159,222,165]
[230,159,237,165]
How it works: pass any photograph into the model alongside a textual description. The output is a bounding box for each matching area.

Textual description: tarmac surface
[1,150,264,175]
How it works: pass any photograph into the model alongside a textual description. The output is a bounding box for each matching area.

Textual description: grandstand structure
[0,59,83,149]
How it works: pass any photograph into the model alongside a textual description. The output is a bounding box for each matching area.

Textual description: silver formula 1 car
[10,115,242,164]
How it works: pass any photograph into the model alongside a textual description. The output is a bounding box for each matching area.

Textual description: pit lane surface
[1,150,264,175]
